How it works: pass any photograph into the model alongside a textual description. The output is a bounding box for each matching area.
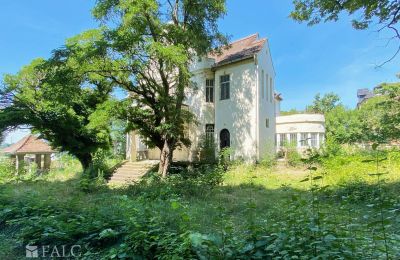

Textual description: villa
[126,34,277,162]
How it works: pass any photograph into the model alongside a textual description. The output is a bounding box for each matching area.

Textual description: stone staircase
[108,160,158,185]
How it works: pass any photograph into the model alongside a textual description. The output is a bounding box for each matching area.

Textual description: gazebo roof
[2,135,56,155]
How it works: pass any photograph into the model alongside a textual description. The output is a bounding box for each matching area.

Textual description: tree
[79,0,227,177]
[0,52,114,171]
[306,92,341,114]
[324,105,363,144]
[358,82,400,142]
[291,0,400,65]
[376,82,400,140]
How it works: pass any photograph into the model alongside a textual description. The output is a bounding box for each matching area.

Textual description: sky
[1,0,399,144]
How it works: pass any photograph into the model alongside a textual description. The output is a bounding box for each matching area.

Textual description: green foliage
[286,148,303,167]
[280,108,302,115]
[110,119,127,159]
[322,83,399,145]
[197,135,216,163]
[0,55,114,170]
[325,105,363,144]
[0,157,14,181]
[81,0,228,176]
[320,136,343,156]
[290,0,400,31]
[306,92,341,114]
[359,83,400,142]
[290,0,400,65]
[218,147,233,171]
[1,148,400,258]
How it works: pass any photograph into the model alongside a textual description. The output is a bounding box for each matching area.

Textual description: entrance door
[220,129,230,149]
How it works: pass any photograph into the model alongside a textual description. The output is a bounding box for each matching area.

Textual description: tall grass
[0,148,399,258]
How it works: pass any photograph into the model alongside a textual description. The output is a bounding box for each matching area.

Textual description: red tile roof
[209,33,266,67]
[2,135,56,155]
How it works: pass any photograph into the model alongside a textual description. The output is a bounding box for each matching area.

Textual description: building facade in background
[275,114,325,152]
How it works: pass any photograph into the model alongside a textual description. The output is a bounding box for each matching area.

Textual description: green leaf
[300,178,310,182]
[171,201,181,210]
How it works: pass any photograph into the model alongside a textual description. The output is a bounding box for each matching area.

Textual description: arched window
[205,124,215,145]
[220,129,230,149]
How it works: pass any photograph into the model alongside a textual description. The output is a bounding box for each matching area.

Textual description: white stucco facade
[127,34,277,162]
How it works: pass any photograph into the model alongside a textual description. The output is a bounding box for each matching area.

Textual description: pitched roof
[209,33,266,67]
[2,135,56,155]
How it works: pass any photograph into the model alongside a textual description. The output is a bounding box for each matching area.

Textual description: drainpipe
[254,54,259,162]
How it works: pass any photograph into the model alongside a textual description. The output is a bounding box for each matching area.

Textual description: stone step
[111,172,145,177]
[116,168,148,173]
[118,167,152,171]
[109,180,138,185]
[114,169,149,174]
[110,177,140,182]
[111,174,143,180]
[108,160,159,185]
[124,162,157,165]
[121,163,155,167]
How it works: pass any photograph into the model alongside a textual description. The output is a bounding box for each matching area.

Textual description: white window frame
[220,75,230,100]
[206,79,214,103]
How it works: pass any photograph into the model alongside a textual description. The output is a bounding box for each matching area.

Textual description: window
[279,134,287,147]
[300,133,308,147]
[205,124,215,145]
[265,73,269,101]
[289,133,297,147]
[261,70,265,99]
[220,75,230,100]
[270,78,273,103]
[311,133,318,147]
[206,79,214,103]
[265,118,270,128]
[319,133,325,145]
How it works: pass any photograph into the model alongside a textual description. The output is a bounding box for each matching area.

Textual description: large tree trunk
[158,139,174,178]
[78,153,93,172]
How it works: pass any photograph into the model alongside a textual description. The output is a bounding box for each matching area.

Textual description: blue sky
[1,0,399,144]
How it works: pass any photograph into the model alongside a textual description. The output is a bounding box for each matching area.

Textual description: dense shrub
[0,157,15,181]
[286,148,302,167]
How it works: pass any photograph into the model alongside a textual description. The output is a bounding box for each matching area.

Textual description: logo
[26,245,38,258]
[25,244,81,258]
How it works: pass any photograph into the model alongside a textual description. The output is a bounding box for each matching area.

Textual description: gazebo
[2,135,56,172]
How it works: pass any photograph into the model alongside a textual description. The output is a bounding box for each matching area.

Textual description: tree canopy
[73,0,228,177]
[0,48,115,170]
[306,92,341,114]
[291,0,400,65]
[319,82,400,146]
[358,82,400,142]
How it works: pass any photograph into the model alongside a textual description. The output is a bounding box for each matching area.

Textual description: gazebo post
[16,154,25,173]
[35,154,42,169]
[43,154,51,171]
